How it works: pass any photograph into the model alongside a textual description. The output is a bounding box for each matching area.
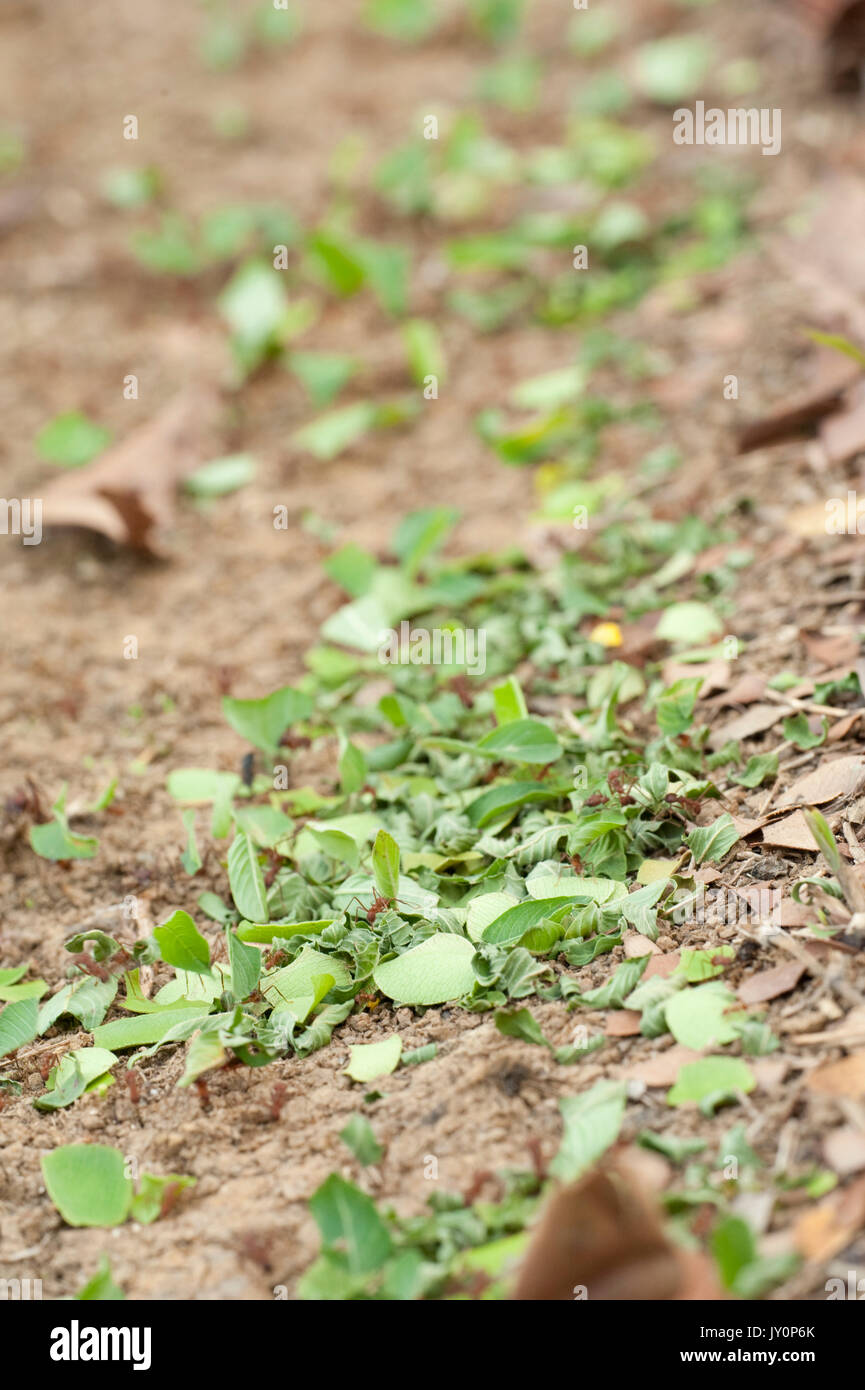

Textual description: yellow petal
[590,621,622,648]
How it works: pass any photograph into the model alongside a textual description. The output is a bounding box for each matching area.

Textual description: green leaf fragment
[344,1034,402,1083]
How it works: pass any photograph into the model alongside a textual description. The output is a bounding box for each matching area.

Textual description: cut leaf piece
[686,814,740,865]
[227,831,268,922]
[344,1034,402,1083]
[93,1005,211,1051]
[222,685,313,755]
[482,896,576,946]
[665,982,744,1050]
[477,717,561,764]
[0,997,39,1058]
[373,933,476,1005]
[372,828,400,900]
[656,601,722,646]
[309,1173,391,1276]
[153,910,211,976]
[42,1144,132,1228]
[549,1080,626,1181]
[667,1056,756,1108]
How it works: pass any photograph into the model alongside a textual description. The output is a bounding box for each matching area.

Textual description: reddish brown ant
[263,850,281,890]
[159,1181,183,1219]
[447,674,475,709]
[345,893,396,926]
[125,1069,142,1105]
[526,1136,548,1183]
[355,991,380,1010]
[269,1082,288,1121]
[664,793,702,818]
[193,1077,211,1110]
[462,1170,501,1204]
[68,952,111,983]
[37,1051,60,1082]
[607,768,638,804]
[4,777,47,822]
[233,1231,273,1271]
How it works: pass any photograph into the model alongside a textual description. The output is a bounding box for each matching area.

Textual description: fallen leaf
[777,755,865,809]
[729,815,766,838]
[708,703,785,749]
[823,1127,865,1177]
[663,659,729,696]
[807,1052,865,1098]
[793,1174,865,1262]
[737,371,854,454]
[605,1010,643,1037]
[761,810,820,851]
[751,1056,792,1091]
[622,1044,701,1087]
[778,896,816,927]
[615,612,666,666]
[731,885,782,923]
[708,672,767,708]
[800,629,860,671]
[512,1155,722,1301]
[40,387,222,553]
[623,933,660,958]
[828,710,863,741]
[737,961,806,1005]
[643,952,681,980]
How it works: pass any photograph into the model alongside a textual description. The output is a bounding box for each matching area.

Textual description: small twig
[763,688,850,718]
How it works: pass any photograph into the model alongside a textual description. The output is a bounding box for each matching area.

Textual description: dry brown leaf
[732,885,783,922]
[799,628,861,669]
[604,1009,643,1037]
[662,659,730,696]
[829,710,863,741]
[823,1126,865,1177]
[761,810,820,850]
[728,815,766,838]
[808,1051,865,1098]
[644,952,681,980]
[737,961,806,1006]
[778,895,818,927]
[623,932,660,958]
[793,1174,865,1262]
[616,612,665,667]
[777,754,865,809]
[708,672,768,708]
[622,1044,701,1087]
[736,374,853,454]
[708,703,785,749]
[751,1056,792,1090]
[512,1155,722,1301]
[40,386,222,554]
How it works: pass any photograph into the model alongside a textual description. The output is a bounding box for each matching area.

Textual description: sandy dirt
[2,0,865,1300]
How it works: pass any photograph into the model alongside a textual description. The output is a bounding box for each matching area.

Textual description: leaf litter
[3,0,865,1305]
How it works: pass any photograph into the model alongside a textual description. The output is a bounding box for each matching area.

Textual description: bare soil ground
[2,0,865,1300]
